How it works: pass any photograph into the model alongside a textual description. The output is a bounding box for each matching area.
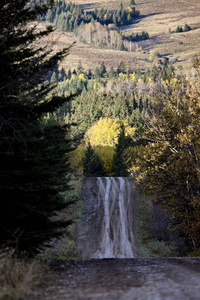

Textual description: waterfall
[79,177,139,258]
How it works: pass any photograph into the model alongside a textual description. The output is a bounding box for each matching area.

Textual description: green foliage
[184,23,191,32]
[136,196,178,257]
[117,61,126,74]
[169,23,191,34]
[124,31,149,42]
[118,40,126,51]
[70,143,114,176]
[95,146,114,176]
[50,61,177,145]
[109,66,116,78]
[39,0,140,32]
[82,143,107,177]
[112,125,131,176]
[77,60,84,75]
[38,173,84,261]
[0,0,74,255]
[176,25,183,32]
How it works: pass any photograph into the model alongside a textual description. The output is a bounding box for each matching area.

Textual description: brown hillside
[39,0,200,74]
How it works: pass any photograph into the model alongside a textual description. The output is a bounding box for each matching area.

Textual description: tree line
[30,0,140,32]
[75,22,149,51]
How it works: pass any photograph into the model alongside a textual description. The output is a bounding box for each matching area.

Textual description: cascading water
[79,177,140,258]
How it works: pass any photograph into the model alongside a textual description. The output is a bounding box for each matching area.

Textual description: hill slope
[38,0,200,74]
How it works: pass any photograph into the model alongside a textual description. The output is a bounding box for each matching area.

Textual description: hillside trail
[32,257,200,300]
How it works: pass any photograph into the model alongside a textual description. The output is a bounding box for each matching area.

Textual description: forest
[1,0,200,298]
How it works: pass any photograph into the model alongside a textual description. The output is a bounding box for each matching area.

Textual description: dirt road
[33,257,200,300]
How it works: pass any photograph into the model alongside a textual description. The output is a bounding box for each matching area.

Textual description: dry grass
[65,0,130,10]
[0,249,46,300]
[38,0,200,74]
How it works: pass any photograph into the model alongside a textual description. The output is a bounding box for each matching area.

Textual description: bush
[0,249,45,299]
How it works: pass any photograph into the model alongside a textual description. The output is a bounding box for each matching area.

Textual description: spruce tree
[117,60,126,74]
[99,62,107,77]
[184,23,191,32]
[82,143,107,177]
[77,60,84,75]
[112,125,130,177]
[109,66,115,78]
[118,40,125,51]
[0,0,75,255]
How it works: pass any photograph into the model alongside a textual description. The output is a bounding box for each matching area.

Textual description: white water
[80,177,139,258]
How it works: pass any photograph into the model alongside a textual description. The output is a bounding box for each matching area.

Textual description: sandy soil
[32,257,200,300]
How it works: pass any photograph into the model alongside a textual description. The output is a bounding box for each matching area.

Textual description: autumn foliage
[133,62,200,251]
[84,117,135,147]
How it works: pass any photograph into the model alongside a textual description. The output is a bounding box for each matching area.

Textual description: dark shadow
[160,53,173,57]
[178,59,187,62]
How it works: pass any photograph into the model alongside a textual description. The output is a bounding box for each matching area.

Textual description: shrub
[0,249,45,299]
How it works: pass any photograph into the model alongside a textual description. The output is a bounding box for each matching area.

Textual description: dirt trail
[33,258,200,300]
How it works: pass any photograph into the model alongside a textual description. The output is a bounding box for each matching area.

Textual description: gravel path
[33,257,200,300]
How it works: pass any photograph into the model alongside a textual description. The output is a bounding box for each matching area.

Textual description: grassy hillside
[37,0,200,75]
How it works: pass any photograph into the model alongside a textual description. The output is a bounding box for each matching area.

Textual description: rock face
[78,177,140,258]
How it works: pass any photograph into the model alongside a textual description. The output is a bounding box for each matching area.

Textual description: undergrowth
[136,194,178,257]
[0,173,84,299]
[0,249,46,300]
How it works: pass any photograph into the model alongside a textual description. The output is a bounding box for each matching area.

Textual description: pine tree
[94,67,101,79]
[99,62,107,77]
[118,40,125,51]
[109,66,115,78]
[184,23,191,32]
[50,71,58,84]
[117,60,126,74]
[0,0,75,255]
[77,60,84,75]
[82,143,107,177]
[112,125,130,177]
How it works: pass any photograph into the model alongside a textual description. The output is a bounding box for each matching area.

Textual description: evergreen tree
[184,23,191,32]
[109,66,115,78]
[130,0,135,5]
[118,40,125,51]
[50,71,58,84]
[67,69,72,78]
[99,61,107,77]
[77,60,84,75]
[0,0,75,255]
[88,68,93,79]
[94,67,101,79]
[82,143,107,177]
[112,125,130,177]
[117,60,126,74]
